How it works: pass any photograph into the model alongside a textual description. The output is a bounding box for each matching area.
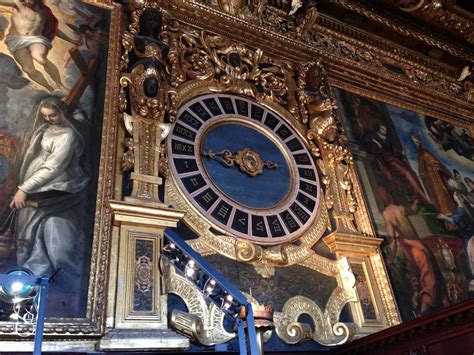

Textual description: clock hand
[202,148,279,177]
[202,149,236,167]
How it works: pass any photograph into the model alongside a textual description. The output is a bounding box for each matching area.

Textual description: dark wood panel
[333,298,474,355]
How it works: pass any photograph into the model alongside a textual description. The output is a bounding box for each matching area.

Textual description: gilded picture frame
[0,0,122,336]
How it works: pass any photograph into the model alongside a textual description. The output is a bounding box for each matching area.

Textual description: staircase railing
[163,228,259,355]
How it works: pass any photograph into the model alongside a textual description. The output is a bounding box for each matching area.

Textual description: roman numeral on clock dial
[168,94,321,244]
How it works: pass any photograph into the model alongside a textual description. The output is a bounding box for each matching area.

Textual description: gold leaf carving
[274,295,352,346]
[165,266,236,345]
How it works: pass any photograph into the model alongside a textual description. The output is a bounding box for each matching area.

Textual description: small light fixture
[163,229,260,355]
[185,260,197,278]
[222,294,234,311]
[0,268,34,302]
[0,267,50,355]
[204,279,216,295]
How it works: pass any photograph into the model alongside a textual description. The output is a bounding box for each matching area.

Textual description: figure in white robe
[11,96,90,316]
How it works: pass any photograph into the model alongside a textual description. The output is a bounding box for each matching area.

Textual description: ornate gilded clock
[167,93,322,245]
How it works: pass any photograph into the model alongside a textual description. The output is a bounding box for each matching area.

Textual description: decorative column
[98,201,187,350]
[99,0,188,350]
[298,62,400,333]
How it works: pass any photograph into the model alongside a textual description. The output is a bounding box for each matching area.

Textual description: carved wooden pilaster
[324,234,401,333]
[299,61,401,332]
[98,201,188,350]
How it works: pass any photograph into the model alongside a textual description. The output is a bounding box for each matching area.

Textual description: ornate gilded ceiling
[156,0,473,129]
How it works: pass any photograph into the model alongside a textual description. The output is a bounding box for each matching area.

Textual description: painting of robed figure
[0,0,114,320]
[334,88,474,321]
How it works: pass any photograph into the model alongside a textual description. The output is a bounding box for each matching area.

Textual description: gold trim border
[0,0,123,337]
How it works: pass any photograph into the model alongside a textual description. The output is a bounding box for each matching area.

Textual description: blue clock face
[168,94,321,244]
[202,123,291,209]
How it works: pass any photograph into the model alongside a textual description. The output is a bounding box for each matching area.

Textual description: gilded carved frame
[61,0,473,346]
[0,0,466,347]
[95,0,469,347]
[118,0,402,342]
[0,0,122,338]
[146,0,471,342]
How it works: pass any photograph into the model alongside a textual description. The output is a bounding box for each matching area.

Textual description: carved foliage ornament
[154,16,362,270]
[156,25,307,116]
[185,0,471,103]
[117,4,397,345]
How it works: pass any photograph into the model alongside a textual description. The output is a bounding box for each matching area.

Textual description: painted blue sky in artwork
[202,123,291,209]
[385,105,473,183]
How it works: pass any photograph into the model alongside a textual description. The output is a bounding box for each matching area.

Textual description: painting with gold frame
[0,0,121,335]
[334,87,474,321]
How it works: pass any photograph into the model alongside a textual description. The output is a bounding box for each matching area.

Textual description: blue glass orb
[0,268,35,300]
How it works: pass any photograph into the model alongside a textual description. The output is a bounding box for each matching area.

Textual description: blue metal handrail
[164,228,259,355]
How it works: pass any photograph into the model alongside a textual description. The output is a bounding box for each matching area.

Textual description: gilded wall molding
[111,1,400,347]
[382,0,474,44]
[159,0,473,127]
[84,1,123,336]
[326,0,473,62]
[192,0,473,66]
[369,253,401,327]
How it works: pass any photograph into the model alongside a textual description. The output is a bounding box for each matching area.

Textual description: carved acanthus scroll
[161,26,310,118]
[164,265,236,345]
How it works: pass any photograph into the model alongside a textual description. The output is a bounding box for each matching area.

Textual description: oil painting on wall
[334,88,474,321]
[0,0,110,319]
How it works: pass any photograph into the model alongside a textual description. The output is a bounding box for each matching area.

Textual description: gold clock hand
[202,149,236,167]
[202,148,279,176]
